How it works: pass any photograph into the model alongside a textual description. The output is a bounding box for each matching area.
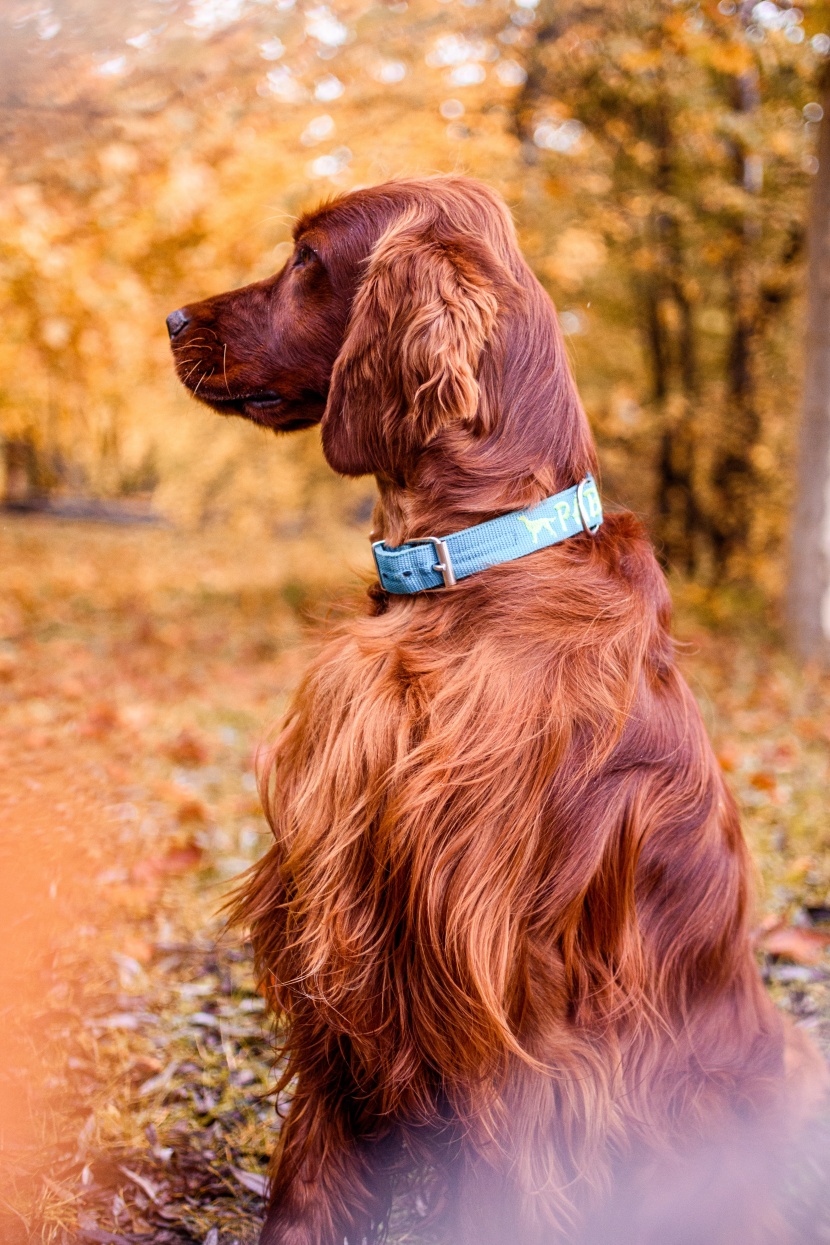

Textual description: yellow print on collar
[518,498,577,544]
[518,515,557,544]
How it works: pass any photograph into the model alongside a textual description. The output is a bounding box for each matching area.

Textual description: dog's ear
[321,210,504,477]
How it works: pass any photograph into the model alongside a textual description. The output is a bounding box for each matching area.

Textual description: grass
[0,514,828,1245]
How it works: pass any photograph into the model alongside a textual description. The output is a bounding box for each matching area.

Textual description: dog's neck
[367,288,597,548]
[370,456,564,548]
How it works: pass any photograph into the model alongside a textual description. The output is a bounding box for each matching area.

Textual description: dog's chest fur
[251,518,751,1114]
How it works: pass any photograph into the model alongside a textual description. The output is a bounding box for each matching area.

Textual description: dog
[168,176,827,1244]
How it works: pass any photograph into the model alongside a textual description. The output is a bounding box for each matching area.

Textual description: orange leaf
[132,839,204,882]
[716,744,739,773]
[760,926,830,966]
[0,655,18,684]
[176,797,209,825]
[166,729,209,767]
[80,703,120,738]
[162,841,205,873]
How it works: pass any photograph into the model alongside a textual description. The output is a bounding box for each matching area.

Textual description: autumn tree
[1,0,829,601]
[0,0,520,520]
[513,0,827,581]
[789,63,830,660]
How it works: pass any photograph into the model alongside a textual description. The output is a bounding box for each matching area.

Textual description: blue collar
[372,476,602,595]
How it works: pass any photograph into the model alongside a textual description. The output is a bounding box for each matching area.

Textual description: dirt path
[0,515,363,1244]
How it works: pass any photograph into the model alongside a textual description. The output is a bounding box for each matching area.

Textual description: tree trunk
[709,67,762,575]
[788,77,830,661]
[2,437,40,507]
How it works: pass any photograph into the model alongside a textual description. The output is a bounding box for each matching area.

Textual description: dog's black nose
[166,308,191,339]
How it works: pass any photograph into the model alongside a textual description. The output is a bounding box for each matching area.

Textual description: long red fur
[171,177,826,1245]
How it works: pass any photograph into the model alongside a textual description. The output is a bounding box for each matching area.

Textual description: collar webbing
[372,476,602,595]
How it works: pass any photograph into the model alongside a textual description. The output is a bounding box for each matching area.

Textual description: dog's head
[168,176,594,488]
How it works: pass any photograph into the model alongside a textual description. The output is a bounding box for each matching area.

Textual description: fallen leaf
[126,1056,162,1083]
[235,794,263,817]
[80,703,120,738]
[86,1013,140,1031]
[138,1060,179,1097]
[230,1166,269,1198]
[773,740,797,768]
[132,839,204,881]
[716,743,739,772]
[75,1115,95,1161]
[166,729,209,767]
[118,1165,162,1205]
[188,1011,220,1027]
[162,840,205,873]
[759,925,830,966]
[176,797,209,825]
[767,964,822,984]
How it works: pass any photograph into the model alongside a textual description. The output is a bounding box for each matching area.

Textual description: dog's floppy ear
[321,209,503,477]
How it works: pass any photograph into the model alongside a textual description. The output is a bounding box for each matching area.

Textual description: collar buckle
[407,536,457,588]
[576,478,602,535]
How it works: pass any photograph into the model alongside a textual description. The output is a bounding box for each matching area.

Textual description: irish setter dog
[168,177,825,1244]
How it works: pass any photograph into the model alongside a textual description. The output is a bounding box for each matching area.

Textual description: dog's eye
[293,244,317,268]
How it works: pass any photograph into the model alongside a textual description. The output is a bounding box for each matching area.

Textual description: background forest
[3,0,830,591]
[3,3,830,1244]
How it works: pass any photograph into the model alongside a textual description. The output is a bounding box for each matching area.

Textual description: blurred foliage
[1,0,829,588]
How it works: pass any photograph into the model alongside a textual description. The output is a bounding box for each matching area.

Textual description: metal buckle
[576,479,602,536]
[407,537,457,588]
[371,540,385,582]
[371,537,457,589]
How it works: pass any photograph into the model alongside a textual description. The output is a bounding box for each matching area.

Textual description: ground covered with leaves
[1,514,829,1245]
